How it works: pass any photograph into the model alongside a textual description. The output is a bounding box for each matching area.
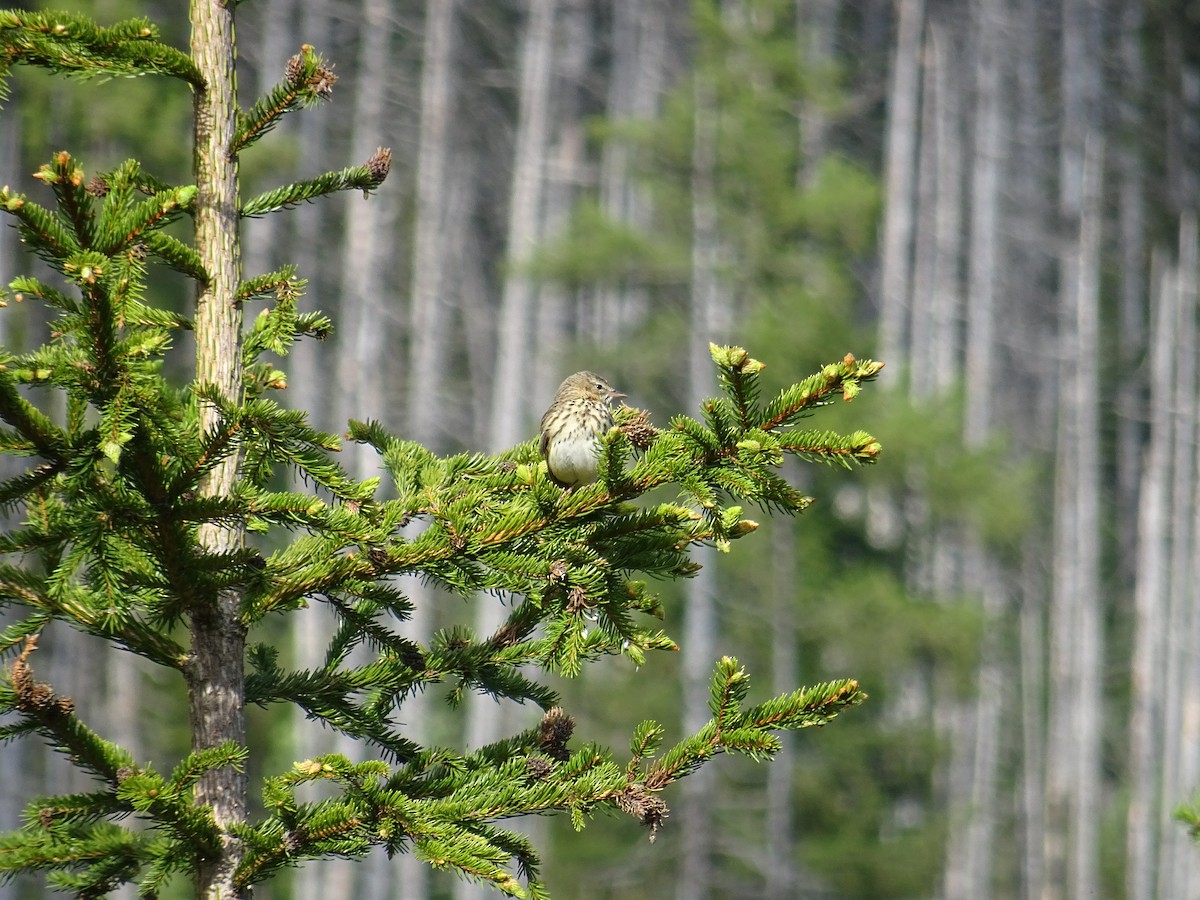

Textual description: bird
[539,371,625,488]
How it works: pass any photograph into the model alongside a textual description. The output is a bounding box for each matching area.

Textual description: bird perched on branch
[539,372,625,488]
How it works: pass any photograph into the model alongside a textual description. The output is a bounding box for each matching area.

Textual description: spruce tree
[0,6,882,897]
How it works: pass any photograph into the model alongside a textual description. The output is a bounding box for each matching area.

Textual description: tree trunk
[462,4,557,896]
[676,60,725,900]
[1114,0,1146,590]
[188,2,248,896]
[409,0,457,448]
[877,0,925,375]
[797,0,837,184]
[533,0,592,403]
[486,0,555,453]
[766,517,799,897]
[1043,0,1103,892]
[338,0,396,481]
[1125,248,1174,900]
[400,5,457,897]
[593,0,669,343]
[1156,212,1198,900]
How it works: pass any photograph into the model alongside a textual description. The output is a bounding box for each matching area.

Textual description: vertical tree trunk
[338,0,395,481]
[1177,213,1200,900]
[765,517,799,897]
[462,6,557,896]
[487,0,555,453]
[1018,539,1047,900]
[400,5,457,898]
[676,61,726,900]
[1156,212,1198,900]
[409,0,457,449]
[1011,3,1053,895]
[281,1,335,437]
[927,20,962,394]
[1126,249,1174,900]
[797,0,837,184]
[1043,0,1102,892]
[593,0,669,343]
[188,2,248,897]
[1114,0,1146,589]
[877,0,925,374]
[1067,133,1103,900]
[963,0,1001,443]
[533,0,592,402]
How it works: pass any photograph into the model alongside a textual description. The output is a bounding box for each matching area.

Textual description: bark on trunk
[409,0,457,448]
[877,0,925,373]
[338,0,395,480]
[676,62,725,900]
[189,2,248,896]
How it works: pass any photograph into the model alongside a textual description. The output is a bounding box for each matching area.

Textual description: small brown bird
[539,372,625,488]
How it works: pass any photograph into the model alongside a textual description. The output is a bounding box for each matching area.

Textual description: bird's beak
[609,389,626,400]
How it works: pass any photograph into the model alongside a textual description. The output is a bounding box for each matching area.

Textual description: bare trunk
[676,62,726,900]
[1114,0,1146,589]
[1125,249,1174,900]
[398,6,458,897]
[533,0,592,404]
[462,6,557,896]
[797,0,837,183]
[877,0,925,373]
[409,0,457,448]
[188,2,248,896]
[338,0,395,481]
[963,0,1001,441]
[1019,539,1047,900]
[766,516,798,896]
[487,0,556,453]
[1157,212,1199,900]
[593,0,669,343]
[1043,0,1102,892]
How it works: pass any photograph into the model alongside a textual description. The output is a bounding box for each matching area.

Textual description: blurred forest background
[2,0,1200,898]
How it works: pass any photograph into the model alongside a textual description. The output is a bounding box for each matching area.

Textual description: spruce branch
[234,45,337,153]
[240,149,392,217]
[0,9,202,87]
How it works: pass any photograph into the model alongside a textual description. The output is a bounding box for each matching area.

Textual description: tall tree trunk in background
[766,517,799,896]
[346,8,398,898]
[1177,214,1200,900]
[927,22,961,395]
[288,0,335,437]
[287,4,341,895]
[877,0,924,375]
[533,0,592,401]
[907,26,939,392]
[1043,0,1103,893]
[242,0,295,287]
[1126,250,1175,900]
[676,61,726,900]
[400,5,457,896]
[593,0,669,343]
[338,0,395,482]
[1158,211,1199,900]
[1114,0,1146,589]
[1010,4,1053,896]
[409,0,456,450]
[943,3,1006,895]
[797,0,837,184]
[487,0,555,452]
[1045,135,1104,900]
[463,8,556,897]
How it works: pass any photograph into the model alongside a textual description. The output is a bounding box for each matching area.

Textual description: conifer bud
[538,707,575,761]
